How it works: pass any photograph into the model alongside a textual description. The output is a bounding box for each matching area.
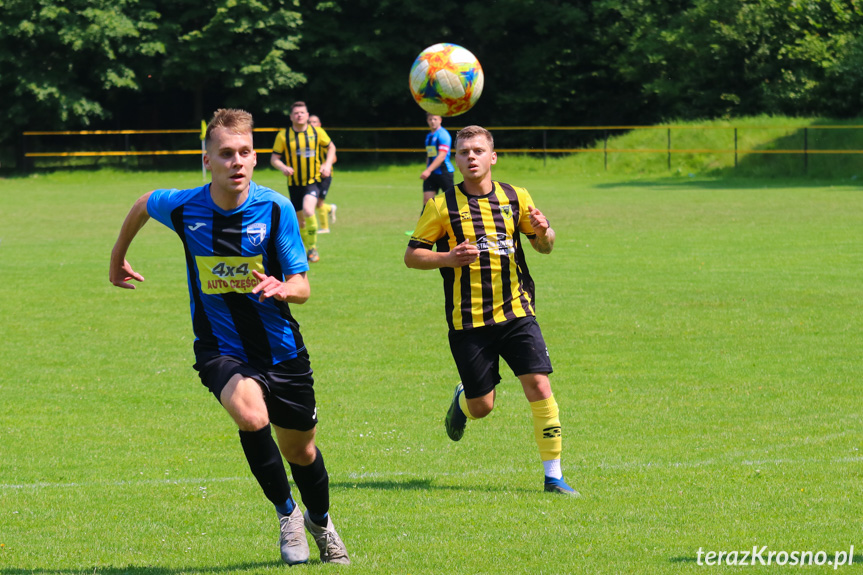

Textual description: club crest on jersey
[247,223,266,246]
[501,205,513,220]
[460,211,471,221]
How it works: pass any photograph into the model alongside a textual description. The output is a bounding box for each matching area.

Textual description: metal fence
[18,124,863,172]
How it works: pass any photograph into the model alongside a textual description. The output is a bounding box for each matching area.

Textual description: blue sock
[275,497,295,516]
[307,510,329,527]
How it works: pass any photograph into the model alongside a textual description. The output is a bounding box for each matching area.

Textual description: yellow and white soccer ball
[409,43,484,117]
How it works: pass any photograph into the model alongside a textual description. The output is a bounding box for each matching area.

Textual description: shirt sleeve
[273,198,310,276]
[437,129,452,152]
[272,130,286,155]
[316,127,332,150]
[517,187,537,238]
[407,198,446,249]
[146,188,182,231]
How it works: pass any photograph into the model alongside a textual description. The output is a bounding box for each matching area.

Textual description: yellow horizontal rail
[25,150,201,157]
[21,125,863,166]
[22,124,863,137]
[23,129,200,136]
[25,148,863,158]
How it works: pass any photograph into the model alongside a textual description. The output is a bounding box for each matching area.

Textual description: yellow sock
[316,204,330,231]
[299,223,312,250]
[304,212,318,250]
[458,389,478,420]
[530,395,562,461]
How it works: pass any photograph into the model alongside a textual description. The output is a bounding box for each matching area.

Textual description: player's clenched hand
[251,270,287,302]
[448,239,479,267]
[110,258,145,289]
[528,206,549,235]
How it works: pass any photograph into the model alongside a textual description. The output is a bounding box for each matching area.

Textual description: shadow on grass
[592,175,863,190]
[668,556,699,563]
[0,562,278,575]
[332,477,536,493]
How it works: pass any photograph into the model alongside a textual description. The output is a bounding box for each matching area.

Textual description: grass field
[1,161,862,574]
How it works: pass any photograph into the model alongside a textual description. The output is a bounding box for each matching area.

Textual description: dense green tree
[292,0,604,128]
[6,0,863,165]
[592,0,863,119]
[0,0,305,144]
[0,0,162,142]
[287,1,479,127]
[143,0,305,123]
[461,0,602,125]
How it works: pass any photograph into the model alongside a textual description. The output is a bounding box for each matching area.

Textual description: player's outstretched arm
[109,192,152,289]
[251,270,310,304]
[527,206,555,254]
[405,240,479,270]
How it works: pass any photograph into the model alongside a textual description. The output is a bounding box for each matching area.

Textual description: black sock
[239,424,292,508]
[289,447,330,523]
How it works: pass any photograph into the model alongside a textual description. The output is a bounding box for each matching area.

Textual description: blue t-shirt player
[420,113,455,209]
[109,109,351,566]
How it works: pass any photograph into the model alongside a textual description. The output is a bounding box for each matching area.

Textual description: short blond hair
[205,108,254,146]
[456,125,494,150]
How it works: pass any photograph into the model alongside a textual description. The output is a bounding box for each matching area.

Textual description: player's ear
[202,152,212,171]
[490,151,497,165]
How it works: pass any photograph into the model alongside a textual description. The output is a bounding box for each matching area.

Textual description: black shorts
[422,171,454,194]
[448,316,553,399]
[319,176,332,200]
[194,352,318,431]
[288,183,321,212]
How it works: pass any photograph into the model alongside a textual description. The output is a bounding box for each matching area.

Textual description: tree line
[3,0,863,155]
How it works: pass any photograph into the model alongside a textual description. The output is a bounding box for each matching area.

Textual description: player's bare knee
[467,402,493,419]
[282,442,317,465]
[221,376,269,430]
[520,373,551,400]
[234,410,270,432]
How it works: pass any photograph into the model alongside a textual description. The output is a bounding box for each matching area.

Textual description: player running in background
[420,113,455,210]
[270,102,336,262]
[404,124,579,496]
[109,109,350,564]
[308,114,337,234]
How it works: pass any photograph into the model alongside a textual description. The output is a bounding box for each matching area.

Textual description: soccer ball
[409,43,484,117]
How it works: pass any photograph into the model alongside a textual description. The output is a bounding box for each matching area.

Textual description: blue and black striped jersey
[147,181,309,367]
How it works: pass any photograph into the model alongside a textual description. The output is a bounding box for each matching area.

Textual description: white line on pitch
[0,476,248,491]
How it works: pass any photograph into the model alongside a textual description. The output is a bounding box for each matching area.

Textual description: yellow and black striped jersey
[315,131,336,171]
[408,181,539,331]
[272,126,332,186]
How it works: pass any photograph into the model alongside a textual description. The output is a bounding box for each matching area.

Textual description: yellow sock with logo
[316,204,330,231]
[458,389,478,420]
[530,395,562,462]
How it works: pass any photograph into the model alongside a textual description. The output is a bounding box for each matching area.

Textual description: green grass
[523,115,863,180]
[1,162,862,574]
